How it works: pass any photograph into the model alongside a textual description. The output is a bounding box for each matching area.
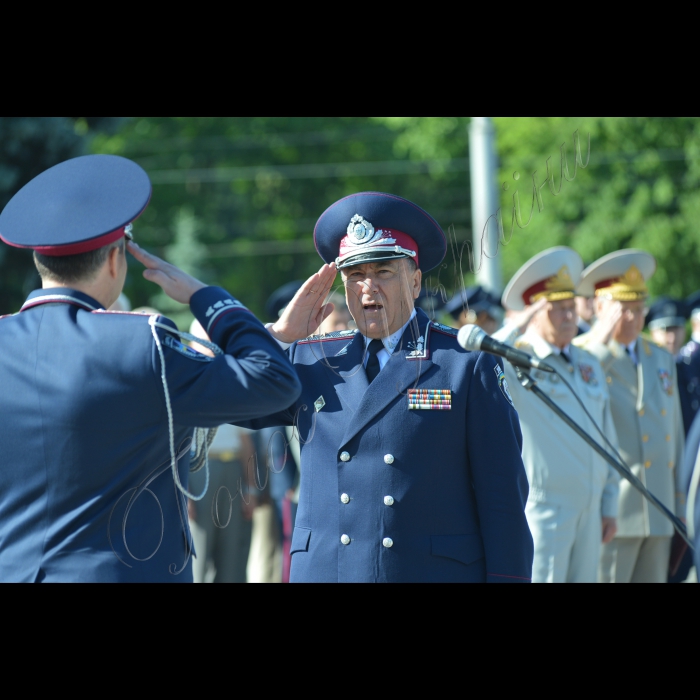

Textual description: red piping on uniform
[207,307,252,333]
[0,226,127,257]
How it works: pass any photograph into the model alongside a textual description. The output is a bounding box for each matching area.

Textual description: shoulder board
[298,329,358,345]
[430,321,458,337]
[514,338,532,350]
[641,334,670,357]
[571,334,588,348]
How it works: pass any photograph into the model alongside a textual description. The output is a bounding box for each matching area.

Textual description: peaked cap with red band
[0,154,151,256]
[314,192,447,272]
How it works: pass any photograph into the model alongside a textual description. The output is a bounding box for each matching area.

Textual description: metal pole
[469,117,502,294]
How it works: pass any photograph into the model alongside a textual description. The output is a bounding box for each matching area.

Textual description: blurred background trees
[2,116,700,325]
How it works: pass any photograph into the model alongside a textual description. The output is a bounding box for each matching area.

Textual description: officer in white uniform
[574,250,685,583]
[494,247,620,583]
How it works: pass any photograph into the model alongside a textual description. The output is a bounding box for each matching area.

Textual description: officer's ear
[107,240,125,280]
[404,258,421,300]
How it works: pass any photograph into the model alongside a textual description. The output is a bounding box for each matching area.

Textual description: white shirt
[362,309,417,371]
[266,310,417,373]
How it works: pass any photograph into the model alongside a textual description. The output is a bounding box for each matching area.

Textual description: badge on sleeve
[494,363,514,406]
[163,335,213,362]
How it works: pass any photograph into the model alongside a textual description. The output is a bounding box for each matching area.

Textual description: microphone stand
[514,366,692,547]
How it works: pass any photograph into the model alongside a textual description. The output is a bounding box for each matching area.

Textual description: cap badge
[347,215,376,245]
[545,266,575,292]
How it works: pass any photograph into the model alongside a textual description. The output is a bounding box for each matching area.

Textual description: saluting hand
[269,263,338,343]
[588,301,622,346]
[506,298,548,336]
[128,242,206,304]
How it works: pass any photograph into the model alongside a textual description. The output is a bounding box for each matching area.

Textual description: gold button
[645,460,651,468]
[638,409,645,416]
[661,409,667,416]
[669,461,674,469]
[642,435,649,442]
[666,435,671,442]
[606,376,612,384]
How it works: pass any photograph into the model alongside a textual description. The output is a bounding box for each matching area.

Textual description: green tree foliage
[4,117,700,319]
[91,117,473,321]
[492,117,700,298]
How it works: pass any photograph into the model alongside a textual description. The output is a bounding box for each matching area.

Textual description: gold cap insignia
[595,264,648,300]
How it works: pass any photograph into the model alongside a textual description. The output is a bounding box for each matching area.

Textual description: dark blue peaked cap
[444,285,503,319]
[0,154,151,256]
[646,296,687,329]
[314,192,447,273]
[266,280,304,320]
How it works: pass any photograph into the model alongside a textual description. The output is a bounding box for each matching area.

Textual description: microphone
[457,324,555,373]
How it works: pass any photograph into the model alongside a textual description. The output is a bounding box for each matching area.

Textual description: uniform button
[384,495,394,506]
[382,537,393,548]
[644,460,651,468]
[340,534,350,545]
[661,409,667,416]
[606,376,612,384]
[384,454,394,464]
[666,435,671,442]
[340,451,350,462]
[340,493,350,504]
[669,461,674,469]
[642,435,649,442]
[638,409,644,416]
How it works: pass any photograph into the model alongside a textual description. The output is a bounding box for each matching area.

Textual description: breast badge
[408,389,451,410]
[658,369,674,396]
[578,363,598,386]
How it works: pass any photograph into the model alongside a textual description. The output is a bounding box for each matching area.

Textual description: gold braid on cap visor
[594,265,649,301]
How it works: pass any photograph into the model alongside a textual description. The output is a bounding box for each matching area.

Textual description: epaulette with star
[298,329,358,345]
[430,321,458,337]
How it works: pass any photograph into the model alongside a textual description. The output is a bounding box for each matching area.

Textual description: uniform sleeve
[491,324,520,345]
[600,389,621,518]
[152,286,301,427]
[671,362,686,517]
[466,351,534,583]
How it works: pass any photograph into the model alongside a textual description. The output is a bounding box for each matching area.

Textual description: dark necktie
[560,350,571,364]
[365,339,384,383]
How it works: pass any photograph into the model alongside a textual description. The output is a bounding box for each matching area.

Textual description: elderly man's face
[597,298,647,346]
[341,258,421,339]
[531,298,578,349]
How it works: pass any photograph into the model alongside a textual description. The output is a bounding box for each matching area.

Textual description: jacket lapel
[608,339,638,392]
[334,332,368,415]
[340,310,434,448]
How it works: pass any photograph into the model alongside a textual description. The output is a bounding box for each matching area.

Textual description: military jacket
[573,334,684,537]
[493,328,620,515]
[244,309,533,583]
[677,338,700,435]
[0,287,300,582]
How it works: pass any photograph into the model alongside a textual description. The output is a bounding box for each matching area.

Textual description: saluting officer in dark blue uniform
[243,192,533,582]
[0,155,301,582]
